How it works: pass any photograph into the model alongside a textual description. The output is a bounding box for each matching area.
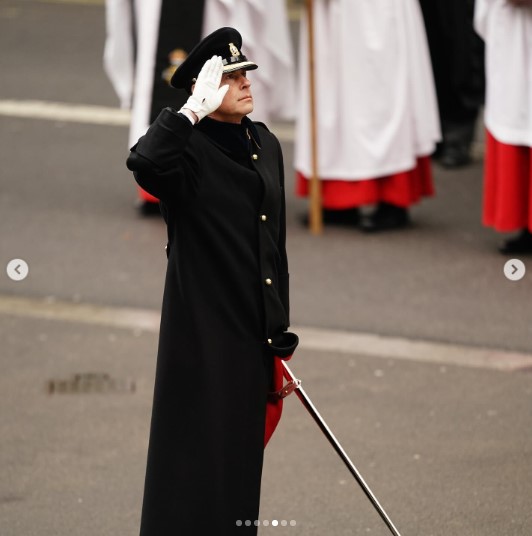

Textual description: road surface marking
[0,294,530,372]
[35,0,104,6]
[0,99,295,142]
[0,99,130,126]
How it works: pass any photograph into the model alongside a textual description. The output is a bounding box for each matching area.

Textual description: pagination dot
[238,518,297,527]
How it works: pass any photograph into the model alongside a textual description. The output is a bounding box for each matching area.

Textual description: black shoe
[299,207,360,227]
[438,141,472,169]
[499,229,532,254]
[137,200,161,217]
[360,202,410,233]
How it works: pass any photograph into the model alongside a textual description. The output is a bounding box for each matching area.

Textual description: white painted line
[0,99,295,142]
[0,294,160,332]
[270,123,295,143]
[0,294,530,372]
[0,99,131,126]
[35,0,104,6]
[295,326,532,372]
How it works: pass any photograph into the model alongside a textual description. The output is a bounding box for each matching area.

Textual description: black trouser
[418,0,485,146]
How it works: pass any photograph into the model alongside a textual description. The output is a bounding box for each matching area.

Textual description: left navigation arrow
[6,259,29,281]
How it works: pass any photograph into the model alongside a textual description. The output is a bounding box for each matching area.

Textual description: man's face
[209,69,254,123]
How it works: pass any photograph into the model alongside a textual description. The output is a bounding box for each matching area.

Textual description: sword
[280,360,403,536]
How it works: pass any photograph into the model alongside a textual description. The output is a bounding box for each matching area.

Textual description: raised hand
[181,56,229,123]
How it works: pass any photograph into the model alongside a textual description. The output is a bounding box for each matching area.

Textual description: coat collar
[196,116,262,160]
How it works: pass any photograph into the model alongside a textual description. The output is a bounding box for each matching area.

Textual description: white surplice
[104,0,163,149]
[103,0,136,110]
[295,0,441,181]
[475,0,532,147]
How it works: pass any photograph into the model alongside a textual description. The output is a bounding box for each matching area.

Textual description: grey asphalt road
[1,1,531,535]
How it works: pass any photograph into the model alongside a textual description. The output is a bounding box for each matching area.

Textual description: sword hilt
[268,378,301,400]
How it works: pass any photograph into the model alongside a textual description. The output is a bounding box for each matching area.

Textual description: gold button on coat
[260,215,267,221]
[267,338,273,345]
[252,154,258,160]
[265,278,272,286]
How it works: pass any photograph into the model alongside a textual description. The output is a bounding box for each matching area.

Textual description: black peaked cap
[170,27,258,91]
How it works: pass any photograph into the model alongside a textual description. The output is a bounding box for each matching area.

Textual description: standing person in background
[475,0,532,254]
[295,0,441,232]
[126,28,298,534]
[104,0,205,215]
[418,0,485,169]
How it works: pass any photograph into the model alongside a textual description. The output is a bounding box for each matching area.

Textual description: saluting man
[126,27,298,535]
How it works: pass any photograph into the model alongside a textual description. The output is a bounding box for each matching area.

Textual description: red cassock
[483,130,532,233]
[296,156,434,210]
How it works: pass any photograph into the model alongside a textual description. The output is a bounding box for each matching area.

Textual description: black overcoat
[126,108,298,535]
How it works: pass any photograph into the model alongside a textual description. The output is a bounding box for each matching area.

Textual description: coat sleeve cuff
[266,332,298,359]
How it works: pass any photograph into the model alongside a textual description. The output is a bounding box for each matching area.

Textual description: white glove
[180,56,229,123]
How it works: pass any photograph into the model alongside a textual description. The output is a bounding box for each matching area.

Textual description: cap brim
[223,61,258,74]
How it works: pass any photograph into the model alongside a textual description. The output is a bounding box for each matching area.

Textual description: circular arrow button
[6,259,29,281]
[503,259,525,281]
